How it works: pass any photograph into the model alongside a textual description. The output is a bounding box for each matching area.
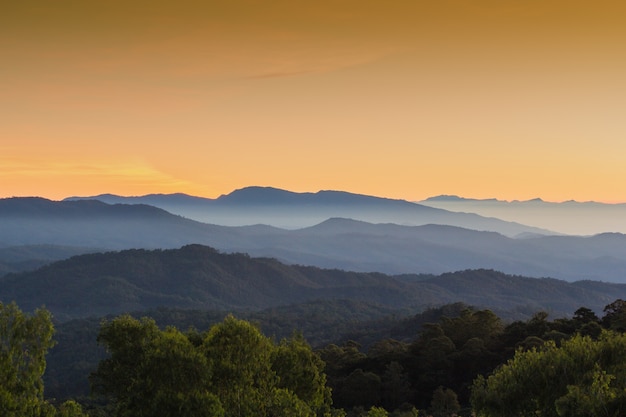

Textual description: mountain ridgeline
[64,186,555,235]
[420,194,626,235]
[2,194,626,282]
[1,244,625,322]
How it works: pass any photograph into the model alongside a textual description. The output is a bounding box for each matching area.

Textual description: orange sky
[2,0,626,202]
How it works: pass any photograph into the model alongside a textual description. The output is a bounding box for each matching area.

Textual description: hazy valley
[420,194,626,235]
[2,187,625,282]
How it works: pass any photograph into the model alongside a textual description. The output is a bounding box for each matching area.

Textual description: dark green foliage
[429,386,460,417]
[381,362,412,411]
[5,245,626,323]
[45,317,107,401]
[0,246,427,321]
[91,314,334,417]
[0,302,56,416]
[318,299,626,413]
[336,369,382,409]
[202,315,275,417]
[471,332,626,417]
[0,302,89,417]
[92,315,223,417]
[30,293,626,415]
[272,332,331,410]
[54,401,90,417]
[45,301,408,402]
[602,299,626,331]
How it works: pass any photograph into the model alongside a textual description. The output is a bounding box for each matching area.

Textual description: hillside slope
[2,245,626,321]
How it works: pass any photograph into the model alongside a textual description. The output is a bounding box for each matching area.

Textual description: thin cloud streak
[0,158,208,199]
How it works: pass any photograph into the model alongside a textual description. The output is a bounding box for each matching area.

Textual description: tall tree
[602,299,626,332]
[93,314,336,417]
[429,386,460,417]
[0,302,56,417]
[471,331,626,417]
[91,315,223,417]
[272,332,332,415]
[202,315,276,417]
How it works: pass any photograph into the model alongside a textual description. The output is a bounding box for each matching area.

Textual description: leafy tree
[267,388,315,417]
[440,309,502,349]
[318,341,367,375]
[381,361,411,410]
[578,321,603,339]
[93,314,336,417]
[602,299,626,331]
[336,369,381,409]
[573,307,599,325]
[366,406,389,417]
[55,401,90,417]
[471,331,626,417]
[91,315,223,417]
[272,332,332,414]
[554,364,618,417]
[389,404,419,417]
[0,302,56,417]
[141,327,223,417]
[202,315,276,417]
[429,386,460,417]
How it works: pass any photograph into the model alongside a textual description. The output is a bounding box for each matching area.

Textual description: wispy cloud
[0,157,208,198]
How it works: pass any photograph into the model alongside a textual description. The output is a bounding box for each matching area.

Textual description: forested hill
[1,244,626,322]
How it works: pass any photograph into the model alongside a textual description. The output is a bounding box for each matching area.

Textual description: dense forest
[5,298,626,416]
[3,245,626,322]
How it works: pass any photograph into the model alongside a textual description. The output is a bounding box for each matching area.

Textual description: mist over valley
[2,187,625,283]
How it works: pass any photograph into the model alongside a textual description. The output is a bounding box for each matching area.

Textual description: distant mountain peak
[423,195,501,203]
[217,186,301,204]
[217,186,409,206]
[424,195,466,202]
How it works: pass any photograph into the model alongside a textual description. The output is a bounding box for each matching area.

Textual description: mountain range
[1,191,626,282]
[420,195,626,235]
[3,186,623,408]
[64,186,556,236]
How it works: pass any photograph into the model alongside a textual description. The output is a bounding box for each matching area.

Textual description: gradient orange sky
[2,1,626,202]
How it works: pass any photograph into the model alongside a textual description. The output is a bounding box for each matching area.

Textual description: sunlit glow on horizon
[2,1,625,204]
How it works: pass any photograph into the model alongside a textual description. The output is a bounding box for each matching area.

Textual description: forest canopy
[6,298,626,416]
[91,314,336,417]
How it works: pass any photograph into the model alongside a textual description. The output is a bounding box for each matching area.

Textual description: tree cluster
[316,301,626,416]
[90,314,337,417]
[471,300,626,417]
[7,297,626,417]
[0,302,87,417]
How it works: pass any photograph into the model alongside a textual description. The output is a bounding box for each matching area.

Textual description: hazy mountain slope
[231,219,626,282]
[2,245,626,322]
[0,197,256,250]
[0,245,100,275]
[2,198,626,282]
[420,195,626,235]
[64,186,556,237]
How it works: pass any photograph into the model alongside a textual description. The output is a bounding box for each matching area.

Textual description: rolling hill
[2,244,626,322]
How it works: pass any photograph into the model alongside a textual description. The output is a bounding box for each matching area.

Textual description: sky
[2,0,626,202]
